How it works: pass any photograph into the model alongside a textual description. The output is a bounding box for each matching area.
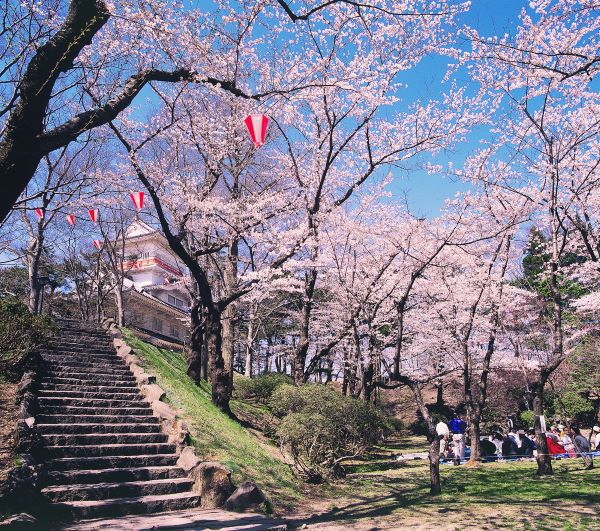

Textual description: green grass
[308,458,600,529]
[122,330,301,512]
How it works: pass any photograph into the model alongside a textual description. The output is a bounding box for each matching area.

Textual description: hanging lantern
[89,209,98,222]
[130,191,144,210]
[66,214,75,226]
[133,262,141,271]
[35,208,44,219]
[93,239,103,250]
[244,114,269,147]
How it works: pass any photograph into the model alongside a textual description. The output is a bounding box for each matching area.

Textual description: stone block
[190,462,235,508]
[176,446,201,473]
[224,481,267,512]
[152,400,176,421]
[141,384,166,403]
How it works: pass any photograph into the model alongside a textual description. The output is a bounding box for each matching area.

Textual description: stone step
[38,423,160,434]
[41,353,123,364]
[46,454,179,471]
[42,376,137,387]
[42,346,118,356]
[37,414,157,425]
[40,384,139,394]
[50,492,200,520]
[38,390,142,401]
[42,432,168,446]
[46,466,185,485]
[46,443,177,458]
[39,397,145,408]
[39,406,153,416]
[44,373,133,384]
[43,477,193,503]
[46,366,132,376]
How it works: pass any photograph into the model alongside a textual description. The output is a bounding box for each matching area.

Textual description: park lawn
[121,330,301,512]
[293,458,600,530]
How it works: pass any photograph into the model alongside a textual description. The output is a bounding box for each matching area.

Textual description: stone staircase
[37,319,200,520]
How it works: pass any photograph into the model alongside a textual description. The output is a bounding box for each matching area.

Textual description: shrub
[519,410,535,428]
[235,372,293,403]
[271,384,391,481]
[0,297,55,381]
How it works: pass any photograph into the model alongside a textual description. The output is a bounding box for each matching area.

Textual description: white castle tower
[121,220,190,345]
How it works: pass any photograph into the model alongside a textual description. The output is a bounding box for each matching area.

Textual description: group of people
[436,416,599,468]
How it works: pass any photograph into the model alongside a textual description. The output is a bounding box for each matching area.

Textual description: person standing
[449,414,467,462]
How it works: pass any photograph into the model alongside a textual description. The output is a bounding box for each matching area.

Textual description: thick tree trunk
[206,310,230,414]
[533,390,553,475]
[27,235,44,315]
[467,412,481,466]
[0,0,110,223]
[187,302,204,384]
[293,269,317,385]
[222,304,236,391]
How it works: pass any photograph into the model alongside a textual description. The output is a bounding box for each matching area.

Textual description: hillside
[121,330,301,512]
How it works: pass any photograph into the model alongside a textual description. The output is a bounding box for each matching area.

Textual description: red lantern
[35,208,44,219]
[89,209,98,222]
[93,239,102,250]
[130,191,144,210]
[66,214,75,226]
[133,262,141,271]
[244,114,269,147]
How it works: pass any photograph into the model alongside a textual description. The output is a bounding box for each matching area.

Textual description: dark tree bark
[187,301,204,384]
[0,0,109,223]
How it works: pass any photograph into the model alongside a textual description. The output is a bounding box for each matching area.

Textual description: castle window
[153,317,163,332]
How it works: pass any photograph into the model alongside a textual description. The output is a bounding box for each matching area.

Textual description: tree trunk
[410,381,441,495]
[27,235,44,315]
[0,0,110,223]
[222,304,236,391]
[206,309,230,414]
[467,410,481,466]
[113,280,125,326]
[187,301,204,384]
[244,315,254,378]
[533,391,553,475]
[293,269,317,385]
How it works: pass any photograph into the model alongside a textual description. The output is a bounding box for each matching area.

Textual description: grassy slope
[122,330,300,511]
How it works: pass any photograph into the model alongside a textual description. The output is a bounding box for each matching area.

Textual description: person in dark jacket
[502,435,519,458]
[449,415,467,461]
[517,430,534,457]
[480,438,498,462]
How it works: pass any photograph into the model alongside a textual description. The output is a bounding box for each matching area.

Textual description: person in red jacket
[546,435,566,455]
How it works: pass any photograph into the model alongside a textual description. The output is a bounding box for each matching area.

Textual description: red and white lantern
[130,191,144,210]
[66,214,75,226]
[244,114,269,147]
[133,262,141,271]
[93,239,103,250]
[35,208,44,219]
[88,209,98,223]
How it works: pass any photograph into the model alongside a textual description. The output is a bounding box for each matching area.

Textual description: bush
[235,372,293,403]
[270,384,391,481]
[519,410,535,428]
[0,297,55,381]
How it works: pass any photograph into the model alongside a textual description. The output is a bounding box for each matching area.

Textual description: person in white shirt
[592,426,600,450]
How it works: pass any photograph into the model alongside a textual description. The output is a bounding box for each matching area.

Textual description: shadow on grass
[288,462,600,528]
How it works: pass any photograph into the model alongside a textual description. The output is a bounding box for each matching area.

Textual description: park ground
[123,332,600,530]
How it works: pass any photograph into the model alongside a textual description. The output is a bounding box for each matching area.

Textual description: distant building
[122,221,190,346]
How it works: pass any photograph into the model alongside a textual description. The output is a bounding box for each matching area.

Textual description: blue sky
[391,0,528,217]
